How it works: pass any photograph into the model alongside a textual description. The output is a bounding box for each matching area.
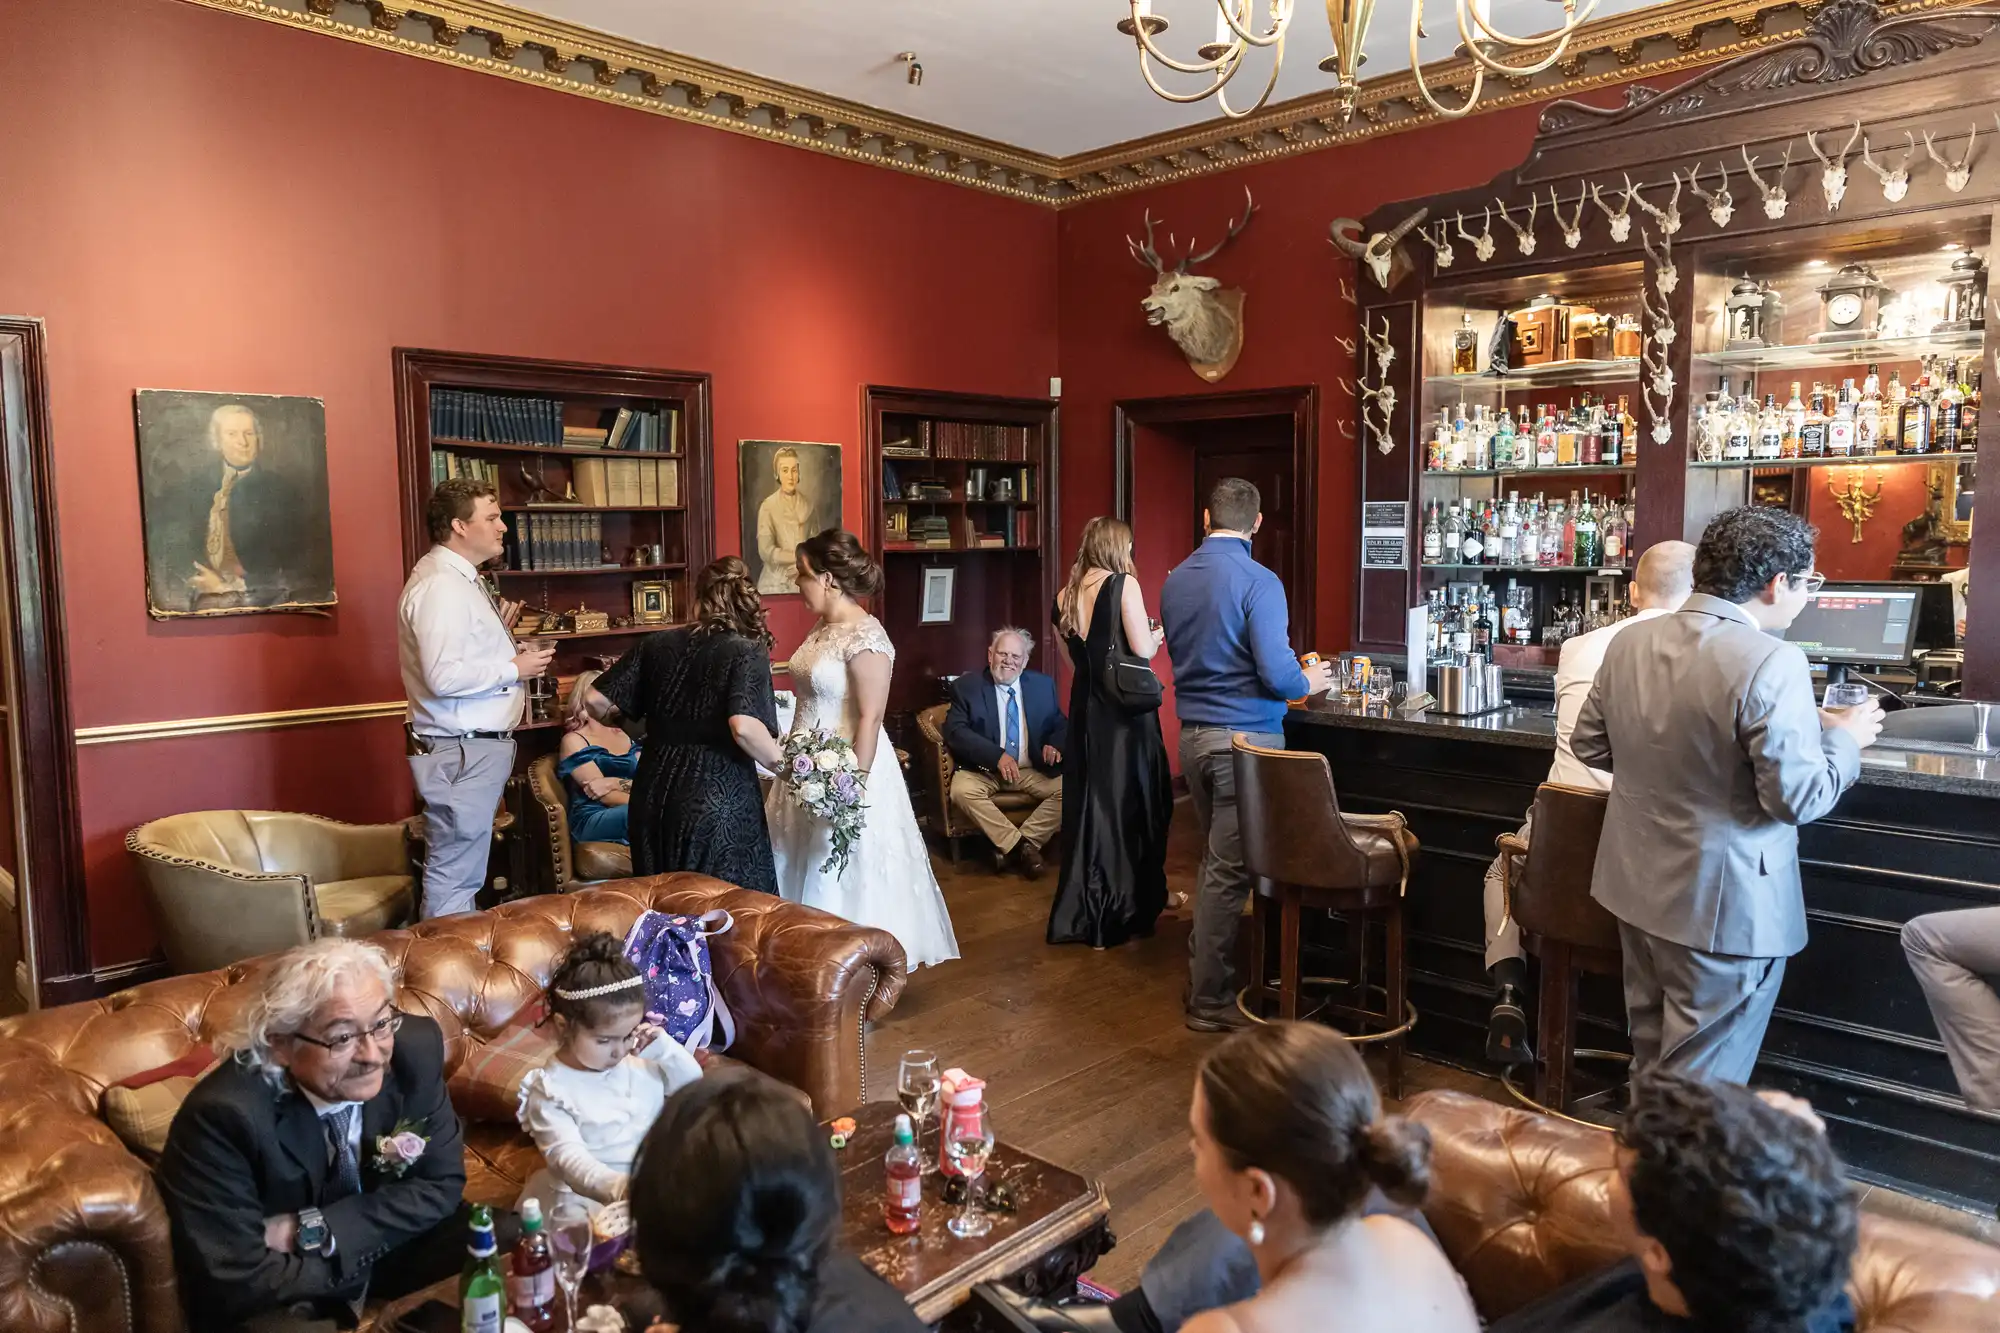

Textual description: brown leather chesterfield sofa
[0,875,905,1333]
[1407,1090,2000,1332]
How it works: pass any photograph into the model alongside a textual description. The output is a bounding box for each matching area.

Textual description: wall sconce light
[1827,465,1885,543]
[898,52,923,86]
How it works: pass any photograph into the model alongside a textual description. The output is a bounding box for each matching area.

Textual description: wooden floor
[865,799,1497,1295]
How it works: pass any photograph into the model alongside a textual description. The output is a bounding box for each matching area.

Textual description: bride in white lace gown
[766,531,959,969]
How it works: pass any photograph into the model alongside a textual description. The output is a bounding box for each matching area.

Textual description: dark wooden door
[1193,428,1301,647]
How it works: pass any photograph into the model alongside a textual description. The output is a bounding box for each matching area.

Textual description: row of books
[884,509,1038,549]
[505,512,615,572]
[430,388,566,447]
[431,449,502,487]
[561,406,678,452]
[572,456,680,507]
[905,515,952,548]
[921,421,1036,461]
[971,510,1038,547]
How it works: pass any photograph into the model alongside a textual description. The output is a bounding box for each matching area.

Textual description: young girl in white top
[516,932,703,1216]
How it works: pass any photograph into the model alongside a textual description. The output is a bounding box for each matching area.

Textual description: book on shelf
[431,449,501,486]
[639,456,658,506]
[882,461,904,499]
[882,435,930,459]
[908,515,952,548]
[885,506,909,541]
[430,387,565,447]
[917,420,1034,461]
[510,510,613,572]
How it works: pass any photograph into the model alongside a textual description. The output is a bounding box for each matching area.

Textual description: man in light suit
[943,627,1066,876]
[1571,507,1883,1082]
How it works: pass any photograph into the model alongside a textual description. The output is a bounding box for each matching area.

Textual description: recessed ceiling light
[1804,259,1828,269]
[1942,242,1962,251]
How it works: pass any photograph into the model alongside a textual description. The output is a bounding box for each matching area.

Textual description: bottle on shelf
[1884,369,1908,451]
[1472,594,1494,656]
[1421,501,1443,564]
[1459,504,1486,565]
[1499,493,1521,565]
[1754,394,1783,461]
[1580,395,1604,466]
[1936,359,1964,452]
[1561,492,1580,566]
[1781,383,1805,459]
[1449,597,1474,660]
[1964,367,1982,450]
[1857,364,1883,455]
[1536,404,1559,468]
[1443,504,1465,563]
[1800,387,1828,458]
[1517,493,1542,567]
[1453,312,1480,375]
[1556,402,1579,467]
[1427,411,1449,472]
[1482,501,1502,567]
[506,1199,557,1333]
[1541,500,1565,567]
[1602,496,1626,568]
[885,1113,922,1235]
[1494,407,1518,470]
[461,1205,508,1333]
[1610,395,1632,467]
[1826,381,1856,458]
[1898,375,1933,454]
[1574,491,1602,568]
[1722,382,1752,462]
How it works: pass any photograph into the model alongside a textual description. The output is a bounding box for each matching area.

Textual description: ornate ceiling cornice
[181,0,1980,207]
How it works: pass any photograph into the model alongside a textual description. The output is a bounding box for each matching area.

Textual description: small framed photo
[632,579,673,625]
[919,566,956,625]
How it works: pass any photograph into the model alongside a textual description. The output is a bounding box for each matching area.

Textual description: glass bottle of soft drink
[885,1113,923,1235]
[505,1199,557,1332]
[460,1205,508,1333]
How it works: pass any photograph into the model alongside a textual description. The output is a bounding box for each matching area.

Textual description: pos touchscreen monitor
[1781,585,1922,667]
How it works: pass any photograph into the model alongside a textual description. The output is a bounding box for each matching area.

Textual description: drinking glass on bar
[897,1050,941,1172]
[944,1099,997,1239]
[1823,682,1869,713]
[549,1199,593,1332]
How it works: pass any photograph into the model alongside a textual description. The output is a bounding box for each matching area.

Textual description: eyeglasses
[1792,571,1827,595]
[289,1012,402,1056]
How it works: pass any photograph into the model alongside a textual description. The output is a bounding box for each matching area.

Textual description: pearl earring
[1247,1219,1266,1246]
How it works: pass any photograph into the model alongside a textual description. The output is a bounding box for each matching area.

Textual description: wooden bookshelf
[863,386,1060,718]
[392,347,714,685]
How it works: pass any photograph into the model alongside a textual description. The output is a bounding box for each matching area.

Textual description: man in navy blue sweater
[1159,479,1332,1032]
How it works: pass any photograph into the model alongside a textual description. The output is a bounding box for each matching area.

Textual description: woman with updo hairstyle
[630,1068,924,1333]
[764,529,959,968]
[1182,1022,1480,1333]
[586,556,788,892]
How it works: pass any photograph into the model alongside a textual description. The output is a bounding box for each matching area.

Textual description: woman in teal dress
[558,668,640,844]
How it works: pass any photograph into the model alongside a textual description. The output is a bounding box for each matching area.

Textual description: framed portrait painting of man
[134,389,336,618]
[739,440,841,596]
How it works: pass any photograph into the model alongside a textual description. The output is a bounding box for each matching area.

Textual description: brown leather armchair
[126,811,415,976]
[913,702,1036,862]
[0,874,906,1333]
[524,752,633,890]
[1409,1089,2000,1331]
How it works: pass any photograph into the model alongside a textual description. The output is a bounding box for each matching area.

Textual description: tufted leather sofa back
[1408,1090,2000,1331]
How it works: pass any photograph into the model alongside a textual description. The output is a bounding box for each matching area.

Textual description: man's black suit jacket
[944,668,1067,776]
[156,1014,466,1331]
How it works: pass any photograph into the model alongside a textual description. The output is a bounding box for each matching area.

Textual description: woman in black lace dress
[1048,517,1173,948]
[589,557,787,893]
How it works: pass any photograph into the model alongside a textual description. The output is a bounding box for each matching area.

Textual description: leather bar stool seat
[1232,735,1419,1097]
[1496,781,1627,1125]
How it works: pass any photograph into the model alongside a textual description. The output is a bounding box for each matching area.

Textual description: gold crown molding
[175,0,1982,208]
[75,700,407,746]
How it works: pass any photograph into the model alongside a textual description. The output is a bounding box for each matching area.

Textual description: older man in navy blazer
[944,627,1066,876]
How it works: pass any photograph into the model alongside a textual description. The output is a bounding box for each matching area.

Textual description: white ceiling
[518,0,1674,158]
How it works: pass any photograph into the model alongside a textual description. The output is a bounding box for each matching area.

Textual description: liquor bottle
[1898,379,1932,454]
[1541,501,1565,567]
[1536,405,1558,468]
[461,1205,508,1333]
[1518,495,1542,567]
[1755,394,1784,460]
[1602,496,1626,568]
[1459,505,1485,565]
[1964,368,1982,450]
[1574,492,1602,568]
[1580,396,1604,465]
[1427,411,1448,471]
[1883,370,1908,451]
[505,1199,557,1332]
[1723,390,1752,461]
[1449,403,1470,470]
[1490,408,1513,470]
[1562,492,1580,565]
[1857,364,1883,455]
[1482,501,1502,566]
[1609,395,1632,467]
[1556,403,1579,467]
[1826,387,1856,458]
[1499,493,1520,565]
[1472,595,1494,656]
[1781,382,1805,458]
[1473,405,1495,471]
[1936,359,1964,452]
[1449,599,1473,660]
[1799,388,1828,457]
[1421,501,1442,564]
[885,1113,922,1235]
[1453,312,1480,374]
[1443,504,1465,563]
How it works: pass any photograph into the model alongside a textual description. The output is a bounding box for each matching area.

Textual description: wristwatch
[297,1208,333,1256]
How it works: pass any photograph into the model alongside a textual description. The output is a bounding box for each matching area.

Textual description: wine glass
[943,1101,997,1239]
[549,1199,593,1332]
[1367,668,1393,711]
[898,1050,941,1172]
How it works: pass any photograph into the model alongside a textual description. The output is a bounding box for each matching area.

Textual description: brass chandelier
[1117,0,1601,122]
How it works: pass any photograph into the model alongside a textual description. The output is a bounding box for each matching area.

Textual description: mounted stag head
[1860,130,1916,202]
[1496,195,1538,256]
[1687,161,1734,228]
[1742,144,1792,219]
[1589,178,1635,242]
[1458,206,1497,262]
[1329,206,1431,290]
[1807,121,1863,211]
[1126,187,1258,382]
[1631,171,1683,236]
[1553,185,1587,249]
[1924,125,1978,193]
[1415,218,1455,270]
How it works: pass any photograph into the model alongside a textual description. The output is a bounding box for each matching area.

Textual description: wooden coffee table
[373,1102,1112,1331]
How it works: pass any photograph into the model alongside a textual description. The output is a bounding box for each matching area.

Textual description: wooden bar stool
[1497,782,1628,1127]
[1232,735,1419,1098]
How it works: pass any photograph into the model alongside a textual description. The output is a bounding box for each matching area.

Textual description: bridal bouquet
[781,728,867,876]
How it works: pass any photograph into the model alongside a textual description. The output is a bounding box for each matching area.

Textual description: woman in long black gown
[589,557,788,893]
[1048,517,1173,948]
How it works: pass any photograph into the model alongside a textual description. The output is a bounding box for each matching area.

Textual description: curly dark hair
[795,529,883,600]
[1693,505,1818,604]
[631,1068,838,1333]
[543,932,644,1029]
[694,557,774,649]
[425,476,497,544]
[1618,1073,1856,1333]
[1199,1022,1430,1227]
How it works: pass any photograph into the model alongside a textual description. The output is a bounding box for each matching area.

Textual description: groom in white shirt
[398,478,554,918]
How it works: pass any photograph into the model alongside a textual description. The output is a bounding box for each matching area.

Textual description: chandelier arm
[1214,31,1287,118]
[1131,9,1241,76]
[1217,0,1296,50]
[1460,0,1599,54]
[1409,0,1487,118]
[1136,45,1251,105]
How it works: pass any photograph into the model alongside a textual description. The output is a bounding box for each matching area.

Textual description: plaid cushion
[449,1000,558,1124]
[104,1077,200,1163]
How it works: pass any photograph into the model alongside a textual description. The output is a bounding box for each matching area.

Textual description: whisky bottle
[1422,501,1442,564]
[1781,383,1805,459]
[1800,389,1828,458]
[1723,389,1752,461]
[1898,380,1932,454]
[1755,394,1784,460]
[1453,312,1479,375]
[1826,386,1856,457]
[1556,403,1578,467]
[1857,364,1883,455]
[1936,360,1964,452]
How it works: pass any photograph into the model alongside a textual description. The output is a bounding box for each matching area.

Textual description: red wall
[1803,463,1954,581]
[0,0,1056,969]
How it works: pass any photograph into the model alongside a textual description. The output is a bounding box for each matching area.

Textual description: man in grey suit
[1571,507,1883,1082]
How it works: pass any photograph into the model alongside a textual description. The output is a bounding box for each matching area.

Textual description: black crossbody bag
[1098,574,1164,714]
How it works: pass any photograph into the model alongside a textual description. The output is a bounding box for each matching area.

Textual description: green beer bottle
[460,1203,507,1333]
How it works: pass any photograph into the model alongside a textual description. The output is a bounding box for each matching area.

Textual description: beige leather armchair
[525,753,633,890]
[127,810,416,975]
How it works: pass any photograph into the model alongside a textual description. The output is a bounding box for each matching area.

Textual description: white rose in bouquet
[815,750,841,772]
[801,780,826,804]
[839,749,860,769]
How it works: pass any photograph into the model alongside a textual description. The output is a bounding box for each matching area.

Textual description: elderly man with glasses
[943,626,1067,876]
[1571,508,1883,1083]
[157,939,486,1332]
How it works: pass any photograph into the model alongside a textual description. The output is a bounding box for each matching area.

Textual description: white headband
[553,974,645,1001]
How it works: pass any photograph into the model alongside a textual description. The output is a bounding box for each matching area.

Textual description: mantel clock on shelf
[1935,254,1988,333]
[1811,263,1886,344]
[1725,276,1771,349]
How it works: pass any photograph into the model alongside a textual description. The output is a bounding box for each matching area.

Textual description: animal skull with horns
[1328,207,1431,290]
[1127,187,1259,381]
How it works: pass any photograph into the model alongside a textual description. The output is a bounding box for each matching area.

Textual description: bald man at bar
[1480,541,1697,1067]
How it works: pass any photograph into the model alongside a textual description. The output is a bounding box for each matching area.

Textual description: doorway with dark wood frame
[0,317,88,1012]
[1113,386,1318,652]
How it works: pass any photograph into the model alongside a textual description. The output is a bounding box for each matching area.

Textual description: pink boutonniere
[373,1119,429,1178]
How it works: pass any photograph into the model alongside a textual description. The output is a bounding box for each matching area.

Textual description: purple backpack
[623,909,736,1051]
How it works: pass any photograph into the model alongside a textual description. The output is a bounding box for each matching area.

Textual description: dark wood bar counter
[1284,698,2000,1210]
